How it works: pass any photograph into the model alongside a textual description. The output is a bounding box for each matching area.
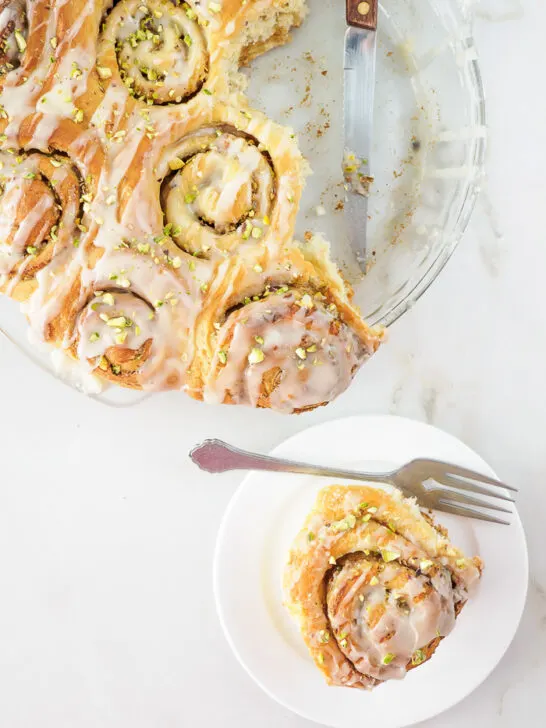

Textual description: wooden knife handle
[346,0,378,30]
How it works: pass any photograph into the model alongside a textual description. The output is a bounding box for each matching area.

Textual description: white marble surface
[0,2,544,726]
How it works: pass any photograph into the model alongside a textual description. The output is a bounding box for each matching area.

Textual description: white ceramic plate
[214,415,528,728]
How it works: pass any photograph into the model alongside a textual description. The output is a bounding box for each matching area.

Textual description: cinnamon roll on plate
[214,416,528,728]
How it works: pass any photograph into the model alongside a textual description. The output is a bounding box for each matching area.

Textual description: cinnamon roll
[100,0,209,105]
[202,287,375,413]
[0,152,83,301]
[157,102,303,260]
[284,486,483,687]
[0,0,26,77]
[161,127,275,256]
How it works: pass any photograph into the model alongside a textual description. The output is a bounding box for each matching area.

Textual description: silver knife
[344,0,378,273]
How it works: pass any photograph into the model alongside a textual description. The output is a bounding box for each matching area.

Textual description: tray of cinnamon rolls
[0,0,386,412]
[0,0,486,412]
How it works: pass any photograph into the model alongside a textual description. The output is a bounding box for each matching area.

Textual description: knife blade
[344,0,378,273]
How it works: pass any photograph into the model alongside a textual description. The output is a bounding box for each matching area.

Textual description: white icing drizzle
[204,289,368,413]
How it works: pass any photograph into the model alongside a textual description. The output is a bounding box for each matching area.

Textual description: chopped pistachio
[50,158,62,168]
[367,506,378,514]
[253,264,263,273]
[263,215,271,225]
[106,316,130,328]
[331,514,357,532]
[362,514,371,522]
[97,66,113,80]
[154,299,164,308]
[248,347,265,365]
[420,560,434,571]
[251,226,262,239]
[14,30,26,53]
[171,256,182,269]
[203,88,212,95]
[369,575,379,586]
[295,347,307,360]
[169,157,185,171]
[306,344,317,353]
[298,293,314,309]
[307,532,315,542]
[89,332,100,342]
[183,34,192,47]
[209,1,221,11]
[23,172,35,180]
[328,556,336,565]
[318,630,329,644]
[254,335,264,345]
[115,331,128,345]
[26,246,37,255]
[102,292,115,305]
[411,649,426,666]
[381,550,400,563]
[382,653,395,665]
[73,108,84,124]
[317,652,324,665]
[111,365,121,375]
[456,558,466,568]
[218,350,228,365]
[137,242,150,254]
[184,192,197,204]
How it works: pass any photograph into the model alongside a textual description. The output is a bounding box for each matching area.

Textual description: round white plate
[214,415,528,728]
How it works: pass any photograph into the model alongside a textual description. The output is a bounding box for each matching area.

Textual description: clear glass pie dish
[0,0,485,406]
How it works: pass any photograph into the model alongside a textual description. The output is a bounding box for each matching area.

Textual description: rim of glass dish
[377,5,487,330]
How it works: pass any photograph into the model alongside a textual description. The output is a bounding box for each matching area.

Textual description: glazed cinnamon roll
[284,486,483,687]
[203,287,373,412]
[100,0,209,105]
[160,126,276,256]
[56,242,213,389]
[0,152,82,301]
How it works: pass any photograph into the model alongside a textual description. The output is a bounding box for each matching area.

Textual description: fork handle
[346,0,378,31]
[190,439,393,484]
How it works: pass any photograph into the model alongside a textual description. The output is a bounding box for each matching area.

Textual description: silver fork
[190,439,517,525]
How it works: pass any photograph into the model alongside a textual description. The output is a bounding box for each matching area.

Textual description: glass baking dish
[0,0,485,406]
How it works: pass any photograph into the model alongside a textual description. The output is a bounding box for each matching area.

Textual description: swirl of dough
[284,486,483,688]
[103,0,208,105]
[70,288,158,386]
[0,152,82,301]
[202,287,372,413]
[161,127,275,257]
[0,0,26,76]
[59,242,213,390]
